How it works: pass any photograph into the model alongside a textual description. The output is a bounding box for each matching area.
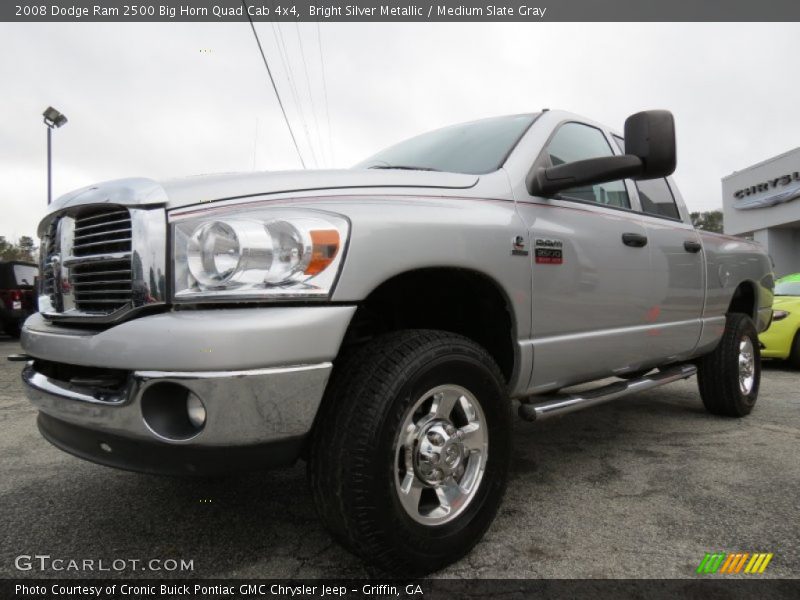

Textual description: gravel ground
[1,335,798,579]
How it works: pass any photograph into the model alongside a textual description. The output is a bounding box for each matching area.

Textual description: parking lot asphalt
[1,335,798,579]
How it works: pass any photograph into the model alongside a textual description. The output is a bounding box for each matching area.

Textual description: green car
[760,273,800,368]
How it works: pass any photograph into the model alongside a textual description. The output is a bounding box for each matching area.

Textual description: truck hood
[160,169,479,206]
[46,169,480,218]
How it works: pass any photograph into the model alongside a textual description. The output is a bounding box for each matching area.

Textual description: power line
[268,0,318,168]
[316,22,334,167]
[270,19,316,167]
[241,0,306,169]
[281,22,319,168]
[294,22,324,168]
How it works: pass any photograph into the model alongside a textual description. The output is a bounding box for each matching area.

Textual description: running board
[518,364,697,422]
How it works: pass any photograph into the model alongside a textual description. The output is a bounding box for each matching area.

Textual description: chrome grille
[38,203,167,325]
[71,261,133,313]
[68,207,134,313]
[40,219,60,310]
[73,208,132,256]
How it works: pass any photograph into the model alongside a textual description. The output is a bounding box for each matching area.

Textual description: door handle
[683,240,702,253]
[621,232,648,248]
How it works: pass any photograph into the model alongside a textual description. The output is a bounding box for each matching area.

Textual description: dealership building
[722,147,800,277]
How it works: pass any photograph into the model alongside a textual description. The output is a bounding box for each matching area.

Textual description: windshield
[13,264,37,287]
[774,280,800,296]
[355,114,538,175]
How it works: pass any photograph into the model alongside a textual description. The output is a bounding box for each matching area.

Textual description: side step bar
[518,364,697,422]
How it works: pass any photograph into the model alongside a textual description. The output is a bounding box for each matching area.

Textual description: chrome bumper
[19,306,356,470]
[22,361,332,447]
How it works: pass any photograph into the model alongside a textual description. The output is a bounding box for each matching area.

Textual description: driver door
[515,121,655,392]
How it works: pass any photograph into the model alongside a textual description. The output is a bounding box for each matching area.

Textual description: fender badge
[511,235,528,256]
[535,238,564,265]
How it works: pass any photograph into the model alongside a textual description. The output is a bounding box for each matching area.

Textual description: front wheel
[308,330,512,575]
[697,313,760,417]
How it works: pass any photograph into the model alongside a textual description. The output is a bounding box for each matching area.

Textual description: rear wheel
[697,313,760,417]
[308,330,511,575]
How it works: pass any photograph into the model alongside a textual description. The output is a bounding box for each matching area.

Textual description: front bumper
[759,320,798,360]
[20,305,356,475]
[36,413,307,476]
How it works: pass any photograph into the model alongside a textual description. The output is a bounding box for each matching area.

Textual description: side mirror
[624,109,676,180]
[529,110,677,197]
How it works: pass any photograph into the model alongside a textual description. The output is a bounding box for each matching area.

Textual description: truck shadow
[2,457,375,578]
[761,359,798,374]
[0,381,757,579]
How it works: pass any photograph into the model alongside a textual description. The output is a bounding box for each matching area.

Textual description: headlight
[772,310,790,321]
[172,208,349,301]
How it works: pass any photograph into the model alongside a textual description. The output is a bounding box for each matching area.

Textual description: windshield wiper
[368,165,441,172]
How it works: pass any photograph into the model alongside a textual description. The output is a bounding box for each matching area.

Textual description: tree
[0,235,38,262]
[690,210,724,233]
[17,236,36,261]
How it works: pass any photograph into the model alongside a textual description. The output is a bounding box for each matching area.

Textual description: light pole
[42,106,68,205]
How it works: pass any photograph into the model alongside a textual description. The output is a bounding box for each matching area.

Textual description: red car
[0,261,38,338]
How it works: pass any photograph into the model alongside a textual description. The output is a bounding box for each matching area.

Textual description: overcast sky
[1,22,799,241]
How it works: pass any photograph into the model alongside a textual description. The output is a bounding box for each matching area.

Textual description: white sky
[1,22,799,241]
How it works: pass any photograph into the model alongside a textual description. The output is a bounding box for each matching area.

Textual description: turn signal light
[306,229,340,276]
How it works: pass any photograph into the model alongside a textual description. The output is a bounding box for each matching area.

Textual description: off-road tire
[697,313,760,417]
[307,329,511,575]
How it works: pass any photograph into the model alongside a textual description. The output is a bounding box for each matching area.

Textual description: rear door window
[612,134,682,220]
[635,178,682,220]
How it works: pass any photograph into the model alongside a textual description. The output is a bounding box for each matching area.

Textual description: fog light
[141,383,205,441]
[187,393,206,428]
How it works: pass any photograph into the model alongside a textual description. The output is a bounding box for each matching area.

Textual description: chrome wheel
[738,336,755,395]
[394,384,488,526]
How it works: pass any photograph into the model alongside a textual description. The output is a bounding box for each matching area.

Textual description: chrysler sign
[734,171,800,210]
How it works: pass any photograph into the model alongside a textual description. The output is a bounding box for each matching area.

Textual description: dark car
[0,260,38,338]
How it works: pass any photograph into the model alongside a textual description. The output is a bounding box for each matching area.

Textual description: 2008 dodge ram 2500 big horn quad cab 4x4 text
[13,109,773,574]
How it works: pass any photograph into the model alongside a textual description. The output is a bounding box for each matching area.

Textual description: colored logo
[696,552,774,574]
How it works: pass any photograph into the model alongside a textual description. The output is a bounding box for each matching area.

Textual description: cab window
[613,134,682,220]
[635,178,681,220]
[544,122,630,209]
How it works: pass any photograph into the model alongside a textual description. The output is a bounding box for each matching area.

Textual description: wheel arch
[727,279,758,322]
[338,267,518,385]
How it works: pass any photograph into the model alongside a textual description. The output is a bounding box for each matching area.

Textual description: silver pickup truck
[15,109,773,574]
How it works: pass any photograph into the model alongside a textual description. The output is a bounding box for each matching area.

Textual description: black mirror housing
[531,155,643,197]
[623,110,676,180]
[528,109,678,197]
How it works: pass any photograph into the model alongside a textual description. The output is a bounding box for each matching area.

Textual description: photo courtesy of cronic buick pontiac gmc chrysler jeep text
[10,109,774,574]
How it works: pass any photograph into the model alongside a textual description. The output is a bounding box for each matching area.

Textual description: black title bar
[4,0,800,22]
[4,579,800,600]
